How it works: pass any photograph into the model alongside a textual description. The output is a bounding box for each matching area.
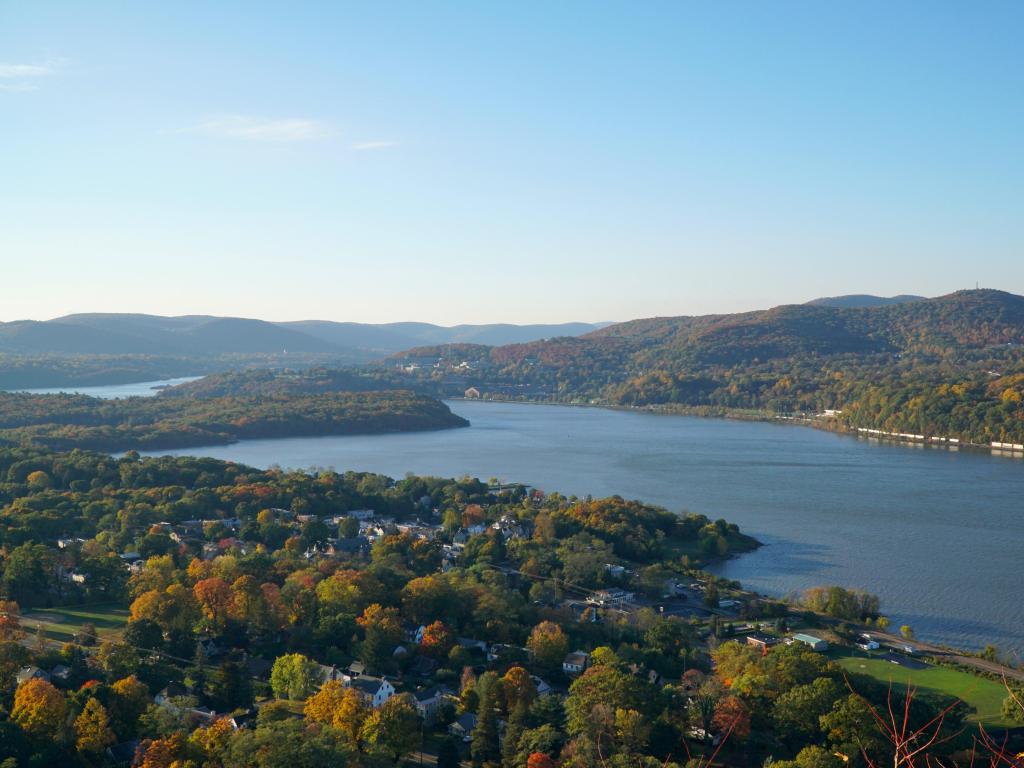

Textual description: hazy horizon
[0,290,976,327]
[2,2,1022,324]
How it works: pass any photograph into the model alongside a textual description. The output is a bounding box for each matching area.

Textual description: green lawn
[832,648,1013,728]
[22,604,129,643]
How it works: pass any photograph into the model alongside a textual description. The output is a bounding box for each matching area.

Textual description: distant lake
[142,399,1024,655]
[15,377,201,398]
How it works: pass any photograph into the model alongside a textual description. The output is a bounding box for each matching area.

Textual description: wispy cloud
[172,115,336,142]
[352,140,398,151]
[0,60,60,93]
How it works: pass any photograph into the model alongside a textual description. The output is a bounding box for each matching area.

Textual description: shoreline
[450,395,1024,459]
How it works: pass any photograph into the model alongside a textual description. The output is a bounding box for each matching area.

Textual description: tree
[110,675,151,737]
[304,679,347,725]
[26,470,51,491]
[339,515,360,539]
[420,619,455,658]
[0,600,24,641]
[193,577,233,632]
[565,664,647,743]
[336,687,372,750]
[210,659,253,711]
[471,672,501,764]
[12,678,68,738]
[526,754,558,768]
[526,621,568,672]
[75,698,116,754]
[357,603,403,670]
[97,640,141,680]
[270,653,321,700]
[364,693,419,763]
[773,677,842,744]
[712,695,751,742]
[900,625,915,639]
[502,666,537,712]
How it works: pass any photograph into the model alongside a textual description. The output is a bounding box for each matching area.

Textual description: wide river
[130,396,1024,655]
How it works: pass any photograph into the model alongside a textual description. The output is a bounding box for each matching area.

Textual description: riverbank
[453,395,1024,460]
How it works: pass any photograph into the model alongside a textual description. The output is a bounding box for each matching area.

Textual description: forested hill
[0,389,468,452]
[387,290,1024,444]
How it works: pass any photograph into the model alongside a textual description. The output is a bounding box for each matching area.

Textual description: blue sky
[1,2,1021,324]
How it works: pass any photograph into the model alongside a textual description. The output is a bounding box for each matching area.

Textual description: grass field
[22,605,129,644]
[832,648,1013,728]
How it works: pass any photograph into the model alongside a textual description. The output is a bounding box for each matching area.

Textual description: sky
[1,2,1022,325]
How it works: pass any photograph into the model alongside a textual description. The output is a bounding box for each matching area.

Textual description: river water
[138,399,1024,655]
[16,377,201,398]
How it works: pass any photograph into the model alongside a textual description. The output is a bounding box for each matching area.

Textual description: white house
[349,675,395,709]
[413,686,453,722]
[563,651,590,675]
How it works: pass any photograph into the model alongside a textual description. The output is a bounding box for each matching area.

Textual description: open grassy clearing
[22,604,129,643]
[832,648,1013,728]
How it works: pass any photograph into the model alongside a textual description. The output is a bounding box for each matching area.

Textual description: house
[604,564,626,579]
[346,509,376,521]
[197,638,222,658]
[317,664,343,686]
[745,633,780,651]
[155,682,189,707]
[718,599,741,610]
[587,588,634,606]
[413,686,453,722]
[50,664,72,682]
[792,633,829,652]
[464,387,482,399]
[857,634,880,651]
[349,675,395,709]
[449,712,478,741]
[562,651,589,675]
[404,623,427,644]
[531,676,553,697]
[15,666,50,685]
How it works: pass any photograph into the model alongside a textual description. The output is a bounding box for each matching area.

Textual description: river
[137,398,1024,655]
[16,377,202,398]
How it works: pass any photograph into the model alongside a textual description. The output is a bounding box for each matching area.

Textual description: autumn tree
[12,678,68,739]
[335,687,372,750]
[75,698,116,754]
[526,753,558,768]
[270,653,321,700]
[526,621,568,672]
[712,694,751,742]
[502,666,537,713]
[420,620,454,658]
[193,577,233,632]
[364,693,420,763]
[304,678,347,725]
[0,600,24,641]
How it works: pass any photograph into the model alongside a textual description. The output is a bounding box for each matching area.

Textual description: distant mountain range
[806,294,927,308]
[0,313,610,358]
[388,290,1024,444]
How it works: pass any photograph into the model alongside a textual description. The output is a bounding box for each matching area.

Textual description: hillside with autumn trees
[387,290,1024,444]
[0,389,467,452]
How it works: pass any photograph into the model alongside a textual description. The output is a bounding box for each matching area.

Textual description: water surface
[16,377,201,398]
[144,399,1024,654]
